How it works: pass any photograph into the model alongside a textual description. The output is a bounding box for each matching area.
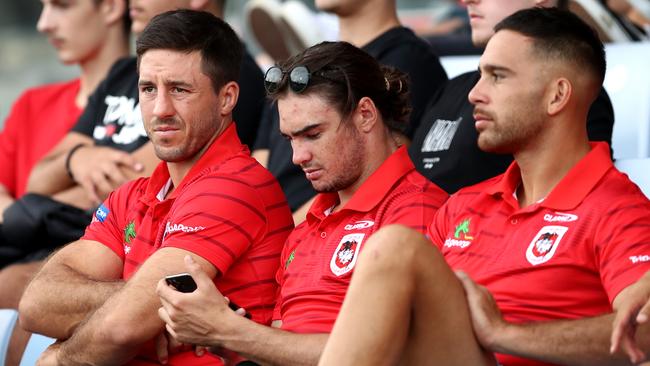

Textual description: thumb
[184,255,218,293]
[455,270,479,295]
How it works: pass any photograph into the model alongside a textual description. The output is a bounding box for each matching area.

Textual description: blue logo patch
[95,204,110,223]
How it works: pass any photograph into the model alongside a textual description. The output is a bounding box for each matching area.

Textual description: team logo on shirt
[123,221,136,255]
[525,226,568,265]
[444,218,474,249]
[93,204,110,223]
[330,233,365,276]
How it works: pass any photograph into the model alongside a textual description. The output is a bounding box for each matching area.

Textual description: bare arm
[19,240,124,339]
[48,247,217,366]
[158,255,327,366]
[26,132,93,195]
[457,271,650,366]
[611,270,650,363]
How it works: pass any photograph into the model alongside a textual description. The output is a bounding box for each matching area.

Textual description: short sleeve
[0,91,29,194]
[160,177,268,275]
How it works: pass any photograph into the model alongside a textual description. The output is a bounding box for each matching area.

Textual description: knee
[357,225,439,275]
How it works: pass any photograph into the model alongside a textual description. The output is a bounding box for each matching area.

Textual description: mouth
[48,37,64,49]
[302,167,322,181]
[473,110,493,131]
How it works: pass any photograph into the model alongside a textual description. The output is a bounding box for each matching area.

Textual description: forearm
[495,314,650,365]
[222,320,328,366]
[26,151,75,195]
[20,262,123,339]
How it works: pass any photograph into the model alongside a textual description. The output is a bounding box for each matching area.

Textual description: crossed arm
[26,132,157,207]
[20,239,217,365]
[457,271,650,366]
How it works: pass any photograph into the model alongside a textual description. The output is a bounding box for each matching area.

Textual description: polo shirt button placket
[510,218,518,225]
[320,232,327,238]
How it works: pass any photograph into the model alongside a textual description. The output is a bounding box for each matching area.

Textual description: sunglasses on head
[264,65,344,94]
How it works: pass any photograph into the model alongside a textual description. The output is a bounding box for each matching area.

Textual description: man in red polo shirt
[18,10,293,366]
[154,41,452,364]
[317,8,650,366]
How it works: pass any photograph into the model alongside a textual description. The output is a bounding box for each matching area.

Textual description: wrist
[65,143,87,182]
[487,321,520,354]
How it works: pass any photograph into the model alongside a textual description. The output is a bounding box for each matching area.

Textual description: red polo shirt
[275,147,448,333]
[83,124,293,365]
[429,142,650,366]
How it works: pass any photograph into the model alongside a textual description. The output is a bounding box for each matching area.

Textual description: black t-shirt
[255,26,448,211]
[408,71,615,194]
[73,47,265,150]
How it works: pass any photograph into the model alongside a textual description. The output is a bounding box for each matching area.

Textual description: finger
[638,302,650,324]
[455,270,480,296]
[157,278,179,305]
[195,346,208,357]
[90,169,115,199]
[158,306,173,325]
[611,310,635,353]
[234,307,247,317]
[620,331,646,364]
[155,333,169,364]
[79,176,102,205]
[101,162,130,187]
[184,255,218,293]
[165,323,180,342]
[110,151,144,172]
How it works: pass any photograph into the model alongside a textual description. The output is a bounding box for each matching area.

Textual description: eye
[305,132,321,140]
[491,73,504,82]
[140,86,156,94]
[171,87,188,94]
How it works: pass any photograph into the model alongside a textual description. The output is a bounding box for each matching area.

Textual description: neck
[514,124,591,207]
[336,129,400,210]
[337,3,400,47]
[76,29,129,109]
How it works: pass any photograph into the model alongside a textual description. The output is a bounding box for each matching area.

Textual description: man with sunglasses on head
[155,41,449,365]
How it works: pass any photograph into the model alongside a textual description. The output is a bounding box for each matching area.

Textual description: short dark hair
[495,7,606,85]
[273,41,411,135]
[135,9,242,93]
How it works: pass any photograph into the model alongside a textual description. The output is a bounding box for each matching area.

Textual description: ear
[547,78,572,116]
[354,97,379,133]
[534,0,553,7]
[189,0,211,10]
[219,81,240,117]
[101,0,127,27]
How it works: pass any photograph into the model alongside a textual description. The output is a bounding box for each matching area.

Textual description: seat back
[0,309,19,365]
[19,333,56,366]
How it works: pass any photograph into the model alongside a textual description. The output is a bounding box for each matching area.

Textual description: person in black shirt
[408,0,614,194]
[253,0,448,222]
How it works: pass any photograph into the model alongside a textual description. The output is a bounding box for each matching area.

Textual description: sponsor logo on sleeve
[525,226,568,265]
[163,222,206,240]
[543,212,578,223]
[344,220,374,231]
[330,233,365,276]
[94,204,110,223]
[629,255,650,264]
[444,218,474,249]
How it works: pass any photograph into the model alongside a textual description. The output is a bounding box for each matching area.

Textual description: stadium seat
[615,158,650,198]
[0,309,19,365]
[19,333,56,366]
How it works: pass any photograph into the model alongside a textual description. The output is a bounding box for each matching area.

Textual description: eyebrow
[137,79,194,89]
[478,63,514,75]
[280,123,322,139]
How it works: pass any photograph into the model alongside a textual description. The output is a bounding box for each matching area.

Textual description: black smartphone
[164,273,252,319]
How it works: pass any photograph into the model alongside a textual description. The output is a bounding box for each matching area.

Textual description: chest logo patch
[525,225,568,266]
[444,218,474,249]
[330,233,365,276]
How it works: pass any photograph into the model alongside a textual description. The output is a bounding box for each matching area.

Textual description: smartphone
[164,273,251,319]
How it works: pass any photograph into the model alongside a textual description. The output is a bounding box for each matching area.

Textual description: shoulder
[14,79,79,104]
[106,57,137,79]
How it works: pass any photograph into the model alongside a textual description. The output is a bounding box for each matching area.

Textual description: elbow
[18,292,42,333]
[102,312,160,348]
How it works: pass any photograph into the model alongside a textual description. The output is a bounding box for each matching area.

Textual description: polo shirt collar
[143,123,246,202]
[485,142,613,210]
[307,146,414,221]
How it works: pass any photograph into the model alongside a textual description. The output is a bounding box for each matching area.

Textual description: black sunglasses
[264,65,312,94]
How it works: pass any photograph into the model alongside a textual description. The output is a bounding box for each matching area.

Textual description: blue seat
[0,309,19,365]
[19,333,56,366]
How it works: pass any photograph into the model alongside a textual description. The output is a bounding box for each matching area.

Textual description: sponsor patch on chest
[525,225,568,265]
[330,233,365,276]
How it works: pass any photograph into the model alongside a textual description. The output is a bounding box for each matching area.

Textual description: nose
[152,92,175,119]
[291,141,312,167]
[36,4,54,34]
[468,74,488,106]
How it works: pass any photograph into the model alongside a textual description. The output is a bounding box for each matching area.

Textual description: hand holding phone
[164,273,252,319]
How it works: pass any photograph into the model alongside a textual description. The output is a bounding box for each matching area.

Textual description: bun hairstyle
[272,41,412,135]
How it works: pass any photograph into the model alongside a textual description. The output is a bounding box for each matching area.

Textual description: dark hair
[495,7,606,85]
[272,41,411,135]
[136,9,242,93]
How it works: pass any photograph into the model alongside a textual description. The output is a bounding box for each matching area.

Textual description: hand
[156,255,245,347]
[155,331,196,364]
[611,272,650,363]
[36,342,61,366]
[69,145,144,204]
[456,270,508,351]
